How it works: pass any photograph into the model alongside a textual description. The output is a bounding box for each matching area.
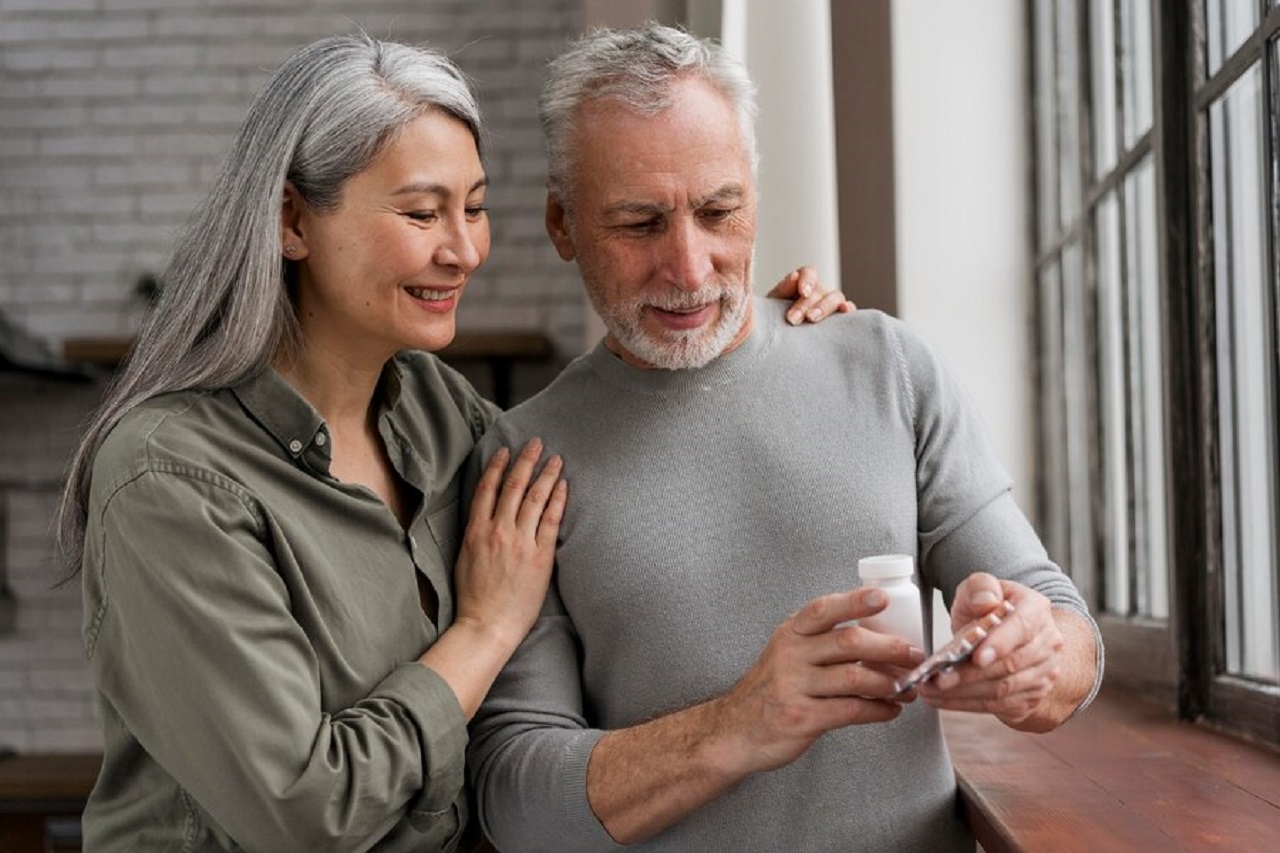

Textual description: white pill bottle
[857,554,925,649]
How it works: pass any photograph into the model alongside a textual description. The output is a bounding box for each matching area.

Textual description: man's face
[547,77,757,370]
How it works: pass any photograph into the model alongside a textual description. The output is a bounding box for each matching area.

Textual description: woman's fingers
[469,445,510,521]
[515,453,564,531]
[535,480,568,550]
[492,438,542,519]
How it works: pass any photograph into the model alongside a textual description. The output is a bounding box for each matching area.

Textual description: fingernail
[908,646,926,663]
[935,671,961,690]
[864,589,885,608]
[975,647,996,667]
[973,591,1000,607]
[806,308,822,322]
[801,280,812,297]
[787,310,801,325]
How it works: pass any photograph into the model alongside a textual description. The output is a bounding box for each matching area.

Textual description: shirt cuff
[558,730,625,850]
[1051,603,1106,719]
[377,661,469,816]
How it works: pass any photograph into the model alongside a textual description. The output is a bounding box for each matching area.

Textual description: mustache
[641,285,738,312]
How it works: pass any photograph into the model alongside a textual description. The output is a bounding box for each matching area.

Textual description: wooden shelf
[62,330,555,408]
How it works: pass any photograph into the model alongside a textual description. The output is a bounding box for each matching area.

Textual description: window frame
[1029,0,1280,744]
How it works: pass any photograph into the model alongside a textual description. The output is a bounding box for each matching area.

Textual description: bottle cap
[857,554,915,581]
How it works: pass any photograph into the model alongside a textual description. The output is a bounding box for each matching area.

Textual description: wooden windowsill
[943,685,1280,851]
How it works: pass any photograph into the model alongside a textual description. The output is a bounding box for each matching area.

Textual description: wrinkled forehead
[570,80,754,196]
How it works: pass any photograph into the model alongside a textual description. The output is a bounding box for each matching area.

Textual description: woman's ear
[280,182,311,261]
[545,193,576,262]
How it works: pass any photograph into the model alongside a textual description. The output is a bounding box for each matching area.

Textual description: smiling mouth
[406,287,457,302]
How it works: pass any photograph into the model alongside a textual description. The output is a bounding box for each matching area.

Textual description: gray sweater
[468,300,1100,852]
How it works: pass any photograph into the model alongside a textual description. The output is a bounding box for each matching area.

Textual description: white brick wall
[0,0,584,753]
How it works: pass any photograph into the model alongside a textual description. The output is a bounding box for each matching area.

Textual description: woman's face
[284,111,490,367]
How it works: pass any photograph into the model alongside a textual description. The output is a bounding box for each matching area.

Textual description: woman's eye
[465,205,489,220]
[406,211,438,223]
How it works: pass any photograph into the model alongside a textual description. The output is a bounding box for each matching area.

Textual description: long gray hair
[57,33,485,574]
[539,22,757,212]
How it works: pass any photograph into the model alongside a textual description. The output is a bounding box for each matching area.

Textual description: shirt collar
[231,360,408,466]
[232,366,327,461]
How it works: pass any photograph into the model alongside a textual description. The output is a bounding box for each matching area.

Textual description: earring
[284,245,297,256]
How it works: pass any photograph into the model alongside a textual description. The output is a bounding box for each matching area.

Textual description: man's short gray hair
[539,22,758,210]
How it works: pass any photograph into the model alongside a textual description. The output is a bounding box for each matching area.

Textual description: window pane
[1038,258,1072,572]
[1062,241,1096,602]
[1205,0,1259,77]
[1120,0,1153,146]
[1208,62,1279,682]
[1095,191,1129,614]
[1091,0,1118,176]
[1124,155,1169,619]
[1036,0,1061,247]
[1057,0,1082,228]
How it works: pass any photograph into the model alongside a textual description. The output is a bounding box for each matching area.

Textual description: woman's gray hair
[539,22,758,211]
[57,33,485,575]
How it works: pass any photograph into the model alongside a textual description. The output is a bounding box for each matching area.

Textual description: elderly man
[467,23,1102,853]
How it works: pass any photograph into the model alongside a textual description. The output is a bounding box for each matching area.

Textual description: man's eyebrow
[602,185,746,218]
[390,177,489,197]
[603,200,672,218]
[694,184,746,207]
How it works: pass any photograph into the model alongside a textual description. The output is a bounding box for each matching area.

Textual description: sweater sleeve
[84,468,468,851]
[888,319,1105,710]
[463,430,619,853]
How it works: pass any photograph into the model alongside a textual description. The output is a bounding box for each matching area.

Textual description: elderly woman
[58,34,848,852]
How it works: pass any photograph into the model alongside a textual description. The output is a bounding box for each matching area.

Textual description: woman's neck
[272,342,388,432]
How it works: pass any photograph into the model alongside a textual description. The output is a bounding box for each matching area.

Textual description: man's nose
[659,218,713,291]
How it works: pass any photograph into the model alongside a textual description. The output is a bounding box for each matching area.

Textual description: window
[1031,0,1280,745]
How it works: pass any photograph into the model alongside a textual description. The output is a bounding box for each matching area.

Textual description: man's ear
[280,182,311,260]
[545,193,576,262]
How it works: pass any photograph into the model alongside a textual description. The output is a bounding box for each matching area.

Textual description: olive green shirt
[80,352,499,852]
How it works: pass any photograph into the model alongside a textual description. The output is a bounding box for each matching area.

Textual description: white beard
[587,281,751,370]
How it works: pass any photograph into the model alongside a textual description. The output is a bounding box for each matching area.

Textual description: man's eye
[701,208,734,223]
[621,219,659,234]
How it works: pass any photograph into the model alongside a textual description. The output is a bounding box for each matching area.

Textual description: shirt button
[314,433,327,447]
[288,439,303,453]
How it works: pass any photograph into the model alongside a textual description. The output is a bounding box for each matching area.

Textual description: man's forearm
[585,696,747,845]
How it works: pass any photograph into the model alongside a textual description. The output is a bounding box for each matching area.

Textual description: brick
[41,75,142,99]
[141,72,244,97]
[2,104,90,129]
[41,134,141,158]
[0,0,97,12]
[2,46,97,72]
[39,193,135,218]
[94,162,193,189]
[92,0,204,11]
[52,16,150,41]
